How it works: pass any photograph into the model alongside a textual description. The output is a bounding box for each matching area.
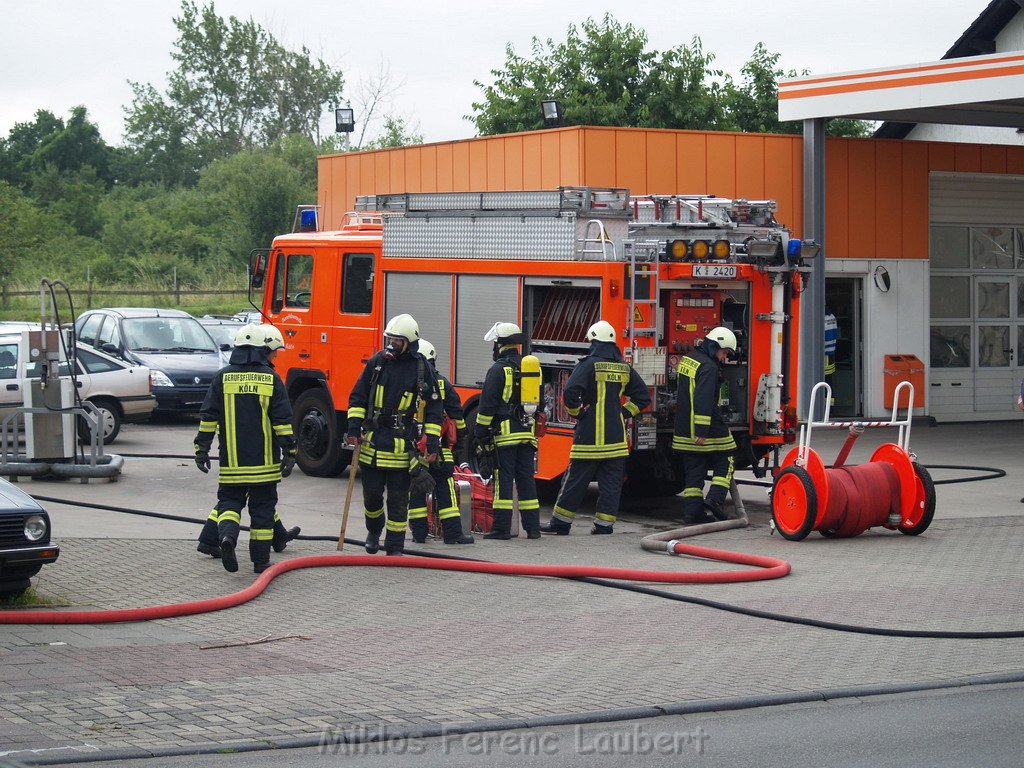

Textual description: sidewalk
[2,420,1023,762]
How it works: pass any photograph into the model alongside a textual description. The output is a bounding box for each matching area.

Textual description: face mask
[384,339,405,359]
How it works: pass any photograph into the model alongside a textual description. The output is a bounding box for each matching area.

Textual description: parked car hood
[0,478,44,514]
[125,350,224,376]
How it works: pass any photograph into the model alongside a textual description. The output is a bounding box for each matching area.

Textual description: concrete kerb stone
[17,674,1024,766]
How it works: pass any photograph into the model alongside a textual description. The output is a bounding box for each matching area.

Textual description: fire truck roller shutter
[455,275,519,389]
[385,273,453,369]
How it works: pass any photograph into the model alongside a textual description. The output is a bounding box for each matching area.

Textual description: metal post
[799,118,827,421]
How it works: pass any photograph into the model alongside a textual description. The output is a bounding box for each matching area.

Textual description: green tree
[124,0,345,185]
[0,108,113,189]
[469,16,871,138]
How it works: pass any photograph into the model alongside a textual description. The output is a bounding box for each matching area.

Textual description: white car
[0,330,155,444]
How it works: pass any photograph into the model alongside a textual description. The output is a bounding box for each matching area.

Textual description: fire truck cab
[251,187,815,495]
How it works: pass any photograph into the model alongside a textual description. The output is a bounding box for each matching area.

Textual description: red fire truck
[248,187,815,496]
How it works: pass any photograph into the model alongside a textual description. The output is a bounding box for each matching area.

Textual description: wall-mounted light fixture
[541,100,563,128]
[335,107,355,133]
[874,265,891,292]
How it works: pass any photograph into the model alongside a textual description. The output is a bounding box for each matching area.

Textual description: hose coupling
[665,539,681,556]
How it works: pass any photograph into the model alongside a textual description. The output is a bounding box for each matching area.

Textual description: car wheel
[0,578,31,599]
[294,388,344,476]
[77,398,123,445]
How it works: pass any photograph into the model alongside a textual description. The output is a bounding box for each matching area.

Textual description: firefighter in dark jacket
[673,326,738,524]
[346,314,443,556]
[408,340,474,545]
[474,322,541,539]
[193,324,297,574]
[540,320,650,535]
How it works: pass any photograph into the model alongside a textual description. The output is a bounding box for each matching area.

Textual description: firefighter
[673,326,738,525]
[474,322,540,540]
[540,320,650,535]
[193,323,297,573]
[346,314,443,556]
[408,340,474,545]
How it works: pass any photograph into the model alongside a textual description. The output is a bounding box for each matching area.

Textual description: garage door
[929,172,1024,420]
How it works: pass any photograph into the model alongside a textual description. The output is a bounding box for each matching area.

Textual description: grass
[0,587,71,608]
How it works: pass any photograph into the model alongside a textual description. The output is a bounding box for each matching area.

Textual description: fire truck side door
[266,250,313,373]
[332,252,379,398]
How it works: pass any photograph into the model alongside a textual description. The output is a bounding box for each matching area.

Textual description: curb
[16,670,1024,765]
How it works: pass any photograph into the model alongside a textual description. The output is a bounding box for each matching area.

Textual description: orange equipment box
[883,354,924,408]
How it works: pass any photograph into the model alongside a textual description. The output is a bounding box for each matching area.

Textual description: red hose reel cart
[770,381,936,541]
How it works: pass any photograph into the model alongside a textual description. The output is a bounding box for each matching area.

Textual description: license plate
[692,264,737,279]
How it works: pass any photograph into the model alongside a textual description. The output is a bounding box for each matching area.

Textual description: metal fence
[1,283,248,310]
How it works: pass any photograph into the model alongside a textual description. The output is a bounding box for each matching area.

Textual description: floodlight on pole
[335,108,355,133]
[541,100,563,128]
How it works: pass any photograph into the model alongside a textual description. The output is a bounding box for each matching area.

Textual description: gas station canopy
[778,50,1024,128]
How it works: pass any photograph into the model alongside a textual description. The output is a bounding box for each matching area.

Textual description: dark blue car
[74,308,226,415]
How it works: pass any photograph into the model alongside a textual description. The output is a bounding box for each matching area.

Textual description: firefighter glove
[409,462,436,496]
[280,454,296,478]
[425,434,440,456]
[195,452,211,473]
[473,424,490,440]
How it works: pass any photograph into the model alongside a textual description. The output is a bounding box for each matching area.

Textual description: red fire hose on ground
[0,545,790,625]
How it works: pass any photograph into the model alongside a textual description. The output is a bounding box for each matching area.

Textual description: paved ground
[1,418,1023,764]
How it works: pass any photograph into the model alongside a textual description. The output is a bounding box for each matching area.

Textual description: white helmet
[259,324,284,351]
[484,321,522,343]
[586,320,616,343]
[706,326,738,352]
[234,323,284,350]
[418,339,436,362]
[383,313,420,342]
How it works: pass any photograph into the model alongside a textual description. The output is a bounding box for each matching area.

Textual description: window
[971,227,1014,270]
[0,342,17,380]
[929,326,970,368]
[285,254,314,308]
[271,252,286,313]
[930,276,970,319]
[96,316,121,349]
[77,348,122,374]
[341,253,374,314]
[77,314,104,346]
[930,226,969,269]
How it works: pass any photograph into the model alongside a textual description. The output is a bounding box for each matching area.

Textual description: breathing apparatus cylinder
[520,354,542,416]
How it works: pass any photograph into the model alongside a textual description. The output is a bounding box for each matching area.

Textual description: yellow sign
[633,306,644,323]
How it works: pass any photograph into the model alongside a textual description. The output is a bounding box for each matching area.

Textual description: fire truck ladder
[625,240,661,348]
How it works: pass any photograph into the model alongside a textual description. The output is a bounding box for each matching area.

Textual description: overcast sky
[0,1,986,147]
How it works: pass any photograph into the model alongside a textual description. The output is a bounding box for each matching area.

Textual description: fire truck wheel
[623,457,685,498]
[899,462,936,536]
[294,388,345,477]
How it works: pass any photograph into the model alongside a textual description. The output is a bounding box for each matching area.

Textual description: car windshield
[122,317,217,354]
[203,323,238,347]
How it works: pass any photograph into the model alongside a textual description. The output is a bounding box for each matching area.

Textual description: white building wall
[826,259,929,419]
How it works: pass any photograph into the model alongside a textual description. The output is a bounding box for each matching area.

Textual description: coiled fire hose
[4,457,1020,638]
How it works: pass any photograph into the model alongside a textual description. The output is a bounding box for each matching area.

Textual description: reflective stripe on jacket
[672,348,736,453]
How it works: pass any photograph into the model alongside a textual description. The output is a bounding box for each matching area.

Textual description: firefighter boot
[440,516,474,545]
[409,517,429,544]
[522,509,541,539]
[384,530,405,557]
[590,523,613,535]
[483,509,514,539]
[703,499,730,522]
[682,496,714,525]
[219,536,238,573]
[272,522,301,553]
[250,539,272,574]
[364,516,385,554]
[197,518,221,557]
[540,518,571,535]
